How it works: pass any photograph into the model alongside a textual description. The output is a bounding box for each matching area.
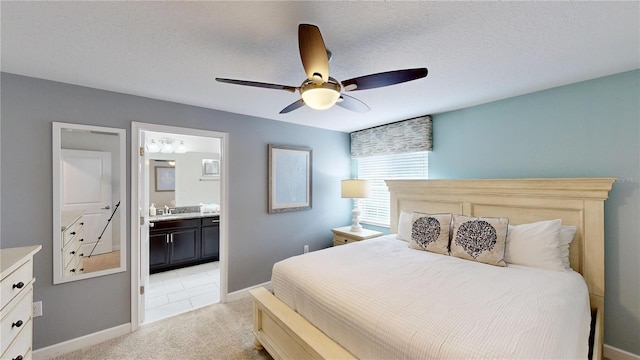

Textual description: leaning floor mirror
[52,122,127,284]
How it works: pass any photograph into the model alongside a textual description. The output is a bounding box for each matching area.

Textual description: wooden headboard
[386,178,615,358]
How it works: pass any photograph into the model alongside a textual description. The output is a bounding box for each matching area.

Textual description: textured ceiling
[2,1,638,132]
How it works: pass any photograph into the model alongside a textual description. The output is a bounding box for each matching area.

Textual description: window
[356,151,428,226]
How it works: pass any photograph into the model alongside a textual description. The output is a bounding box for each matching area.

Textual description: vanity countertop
[149,212,219,222]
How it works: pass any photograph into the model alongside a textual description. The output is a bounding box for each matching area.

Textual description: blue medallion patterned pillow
[450,214,508,266]
[408,213,452,255]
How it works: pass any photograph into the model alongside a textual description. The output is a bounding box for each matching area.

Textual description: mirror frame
[52,122,127,284]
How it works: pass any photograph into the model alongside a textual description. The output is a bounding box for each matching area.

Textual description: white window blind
[356,151,428,226]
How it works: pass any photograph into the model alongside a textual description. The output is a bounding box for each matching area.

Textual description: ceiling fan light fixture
[300,79,341,110]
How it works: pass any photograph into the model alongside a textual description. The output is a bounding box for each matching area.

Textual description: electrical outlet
[303,245,309,254]
[33,301,43,317]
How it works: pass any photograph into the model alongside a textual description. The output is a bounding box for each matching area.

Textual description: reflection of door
[61,149,113,256]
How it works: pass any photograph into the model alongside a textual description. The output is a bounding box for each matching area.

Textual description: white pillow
[559,225,577,269]
[505,219,564,271]
[396,210,413,241]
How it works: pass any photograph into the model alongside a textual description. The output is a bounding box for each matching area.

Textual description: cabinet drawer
[0,260,32,310]
[200,217,220,226]
[333,235,356,246]
[1,319,32,360]
[1,288,32,354]
[150,219,199,231]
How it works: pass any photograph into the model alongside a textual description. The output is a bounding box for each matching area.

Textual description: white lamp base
[350,204,363,232]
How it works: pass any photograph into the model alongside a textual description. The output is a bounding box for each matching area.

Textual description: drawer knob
[70,231,76,235]
[79,238,84,242]
[70,269,76,273]
[12,281,24,289]
[12,355,23,360]
[70,251,76,255]
[12,320,23,328]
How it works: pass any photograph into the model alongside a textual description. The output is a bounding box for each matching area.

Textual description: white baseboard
[604,344,640,360]
[225,281,271,302]
[33,323,131,360]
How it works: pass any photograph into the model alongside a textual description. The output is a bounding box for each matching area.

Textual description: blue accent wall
[429,70,640,355]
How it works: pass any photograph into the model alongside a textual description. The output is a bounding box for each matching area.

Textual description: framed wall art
[155,166,175,192]
[202,159,220,177]
[268,144,312,213]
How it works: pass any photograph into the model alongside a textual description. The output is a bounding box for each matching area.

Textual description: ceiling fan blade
[279,99,306,114]
[298,24,329,83]
[216,78,297,93]
[336,94,370,113]
[341,68,428,91]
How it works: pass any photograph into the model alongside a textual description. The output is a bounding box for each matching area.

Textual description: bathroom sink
[149,212,217,222]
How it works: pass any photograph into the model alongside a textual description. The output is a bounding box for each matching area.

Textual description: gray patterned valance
[350,116,432,158]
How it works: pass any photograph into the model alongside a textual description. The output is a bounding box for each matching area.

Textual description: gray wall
[429,70,640,354]
[0,73,352,349]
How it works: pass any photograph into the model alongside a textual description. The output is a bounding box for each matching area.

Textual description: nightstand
[331,226,383,246]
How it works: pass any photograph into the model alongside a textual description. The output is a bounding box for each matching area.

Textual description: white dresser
[1,245,41,360]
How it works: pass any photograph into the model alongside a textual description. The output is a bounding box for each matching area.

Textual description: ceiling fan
[216,24,428,114]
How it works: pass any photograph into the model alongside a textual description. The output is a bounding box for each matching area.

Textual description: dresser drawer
[62,235,83,268]
[63,255,84,276]
[1,318,32,360]
[333,235,356,246]
[62,220,83,247]
[1,287,32,355]
[0,260,32,310]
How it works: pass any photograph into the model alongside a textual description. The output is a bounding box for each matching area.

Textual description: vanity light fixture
[146,139,160,153]
[160,139,174,153]
[146,138,188,154]
[174,141,187,154]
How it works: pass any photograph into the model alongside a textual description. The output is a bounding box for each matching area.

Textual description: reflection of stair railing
[88,201,121,258]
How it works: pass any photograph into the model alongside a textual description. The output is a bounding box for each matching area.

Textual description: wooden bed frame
[250,178,615,360]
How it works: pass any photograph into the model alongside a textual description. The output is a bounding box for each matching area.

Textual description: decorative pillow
[408,213,452,255]
[450,214,508,266]
[505,219,564,271]
[559,225,577,269]
[396,210,413,241]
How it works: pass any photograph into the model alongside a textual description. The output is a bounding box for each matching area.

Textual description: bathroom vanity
[149,213,219,273]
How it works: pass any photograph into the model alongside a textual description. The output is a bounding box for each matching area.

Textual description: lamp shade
[341,179,371,199]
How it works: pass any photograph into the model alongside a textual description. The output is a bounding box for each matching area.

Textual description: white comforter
[272,235,590,359]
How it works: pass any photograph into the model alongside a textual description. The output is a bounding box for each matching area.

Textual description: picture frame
[268,144,312,213]
[202,159,220,177]
[155,166,175,192]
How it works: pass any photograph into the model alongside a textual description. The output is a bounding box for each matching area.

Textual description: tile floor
[145,261,220,323]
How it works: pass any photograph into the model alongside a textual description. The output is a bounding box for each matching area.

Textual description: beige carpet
[82,251,120,273]
[54,297,273,360]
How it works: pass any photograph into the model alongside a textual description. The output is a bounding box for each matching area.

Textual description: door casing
[130,122,229,330]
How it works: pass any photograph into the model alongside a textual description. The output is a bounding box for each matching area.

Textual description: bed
[249,178,615,360]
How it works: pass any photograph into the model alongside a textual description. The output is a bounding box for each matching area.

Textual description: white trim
[33,323,131,360]
[226,281,272,302]
[604,344,640,360]
[130,122,229,331]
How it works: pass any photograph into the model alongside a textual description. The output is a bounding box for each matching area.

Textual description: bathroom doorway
[131,122,229,329]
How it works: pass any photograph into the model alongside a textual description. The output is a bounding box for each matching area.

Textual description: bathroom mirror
[52,122,127,284]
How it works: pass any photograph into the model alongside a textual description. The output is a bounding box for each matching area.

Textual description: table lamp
[341,179,371,232]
